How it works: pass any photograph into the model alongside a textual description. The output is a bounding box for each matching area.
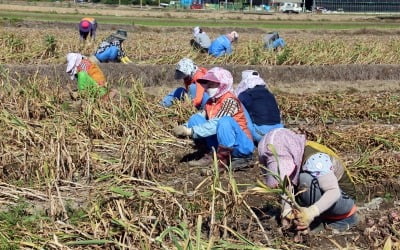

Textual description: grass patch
[0,200,50,248]
[0,10,400,29]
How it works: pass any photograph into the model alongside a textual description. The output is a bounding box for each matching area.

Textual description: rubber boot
[230,155,254,171]
[216,145,233,171]
[185,139,211,166]
[217,146,253,172]
[188,153,213,167]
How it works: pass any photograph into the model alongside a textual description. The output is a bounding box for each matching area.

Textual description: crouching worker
[172,67,254,171]
[258,128,358,232]
[190,26,211,53]
[264,32,285,51]
[235,70,284,144]
[208,31,238,57]
[66,53,116,101]
[93,29,132,64]
[161,58,209,109]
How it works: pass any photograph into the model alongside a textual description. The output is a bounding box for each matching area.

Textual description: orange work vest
[77,59,106,87]
[184,67,207,108]
[205,91,252,140]
[81,17,96,24]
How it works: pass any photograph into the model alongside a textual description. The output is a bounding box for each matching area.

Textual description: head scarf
[227,31,239,42]
[193,26,200,36]
[175,58,198,79]
[234,70,267,96]
[197,67,233,99]
[66,53,83,80]
[258,128,306,188]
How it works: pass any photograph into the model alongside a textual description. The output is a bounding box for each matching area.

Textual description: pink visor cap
[197,69,220,85]
[197,67,233,98]
[197,67,232,85]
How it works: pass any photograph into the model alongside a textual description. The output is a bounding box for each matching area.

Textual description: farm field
[1,3,400,249]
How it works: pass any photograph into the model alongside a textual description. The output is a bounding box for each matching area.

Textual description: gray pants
[297,173,354,217]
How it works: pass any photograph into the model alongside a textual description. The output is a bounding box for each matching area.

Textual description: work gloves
[173,125,192,137]
[121,56,132,64]
[295,205,320,230]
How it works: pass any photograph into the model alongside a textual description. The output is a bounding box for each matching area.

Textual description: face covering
[207,87,218,97]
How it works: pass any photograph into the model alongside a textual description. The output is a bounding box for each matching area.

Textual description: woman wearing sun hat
[258,128,358,232]
[79,17,97,42]
[94,29,132,64]
[66,52,117,101]
[264,31,285,51]
[161,57,209,109]
[208,31,239,57]
[190,26,211,53]
[172,67,254,171]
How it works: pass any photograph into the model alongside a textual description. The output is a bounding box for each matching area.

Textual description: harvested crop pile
[2,27,400,66]
[0,68,399,248]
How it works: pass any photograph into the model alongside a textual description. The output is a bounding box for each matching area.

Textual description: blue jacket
[208,35,232,57]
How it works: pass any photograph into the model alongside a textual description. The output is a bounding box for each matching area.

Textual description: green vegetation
[0,10,400,29]
[0,63,398,248]
[0,5,400,249]
[3,28,400,65]
[0,201,50,249]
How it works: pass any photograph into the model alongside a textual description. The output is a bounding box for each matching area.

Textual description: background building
[179,0,400,12]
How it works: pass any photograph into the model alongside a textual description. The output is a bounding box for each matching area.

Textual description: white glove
[295,205,320,230]
[173,125,192,137]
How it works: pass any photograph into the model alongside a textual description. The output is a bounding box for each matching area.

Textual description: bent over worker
[66,52,116,101]
[258,128,358,232]
[79,17,97,42]
[94,29,132,64]
[190,26,211,53]
[208,31,239,57]
[264,32,285,51]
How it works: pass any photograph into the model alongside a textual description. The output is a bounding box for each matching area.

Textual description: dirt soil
[160,147,400,249]
[4,63,399,248]
[3,36,400,250]
[1,8,400,248]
